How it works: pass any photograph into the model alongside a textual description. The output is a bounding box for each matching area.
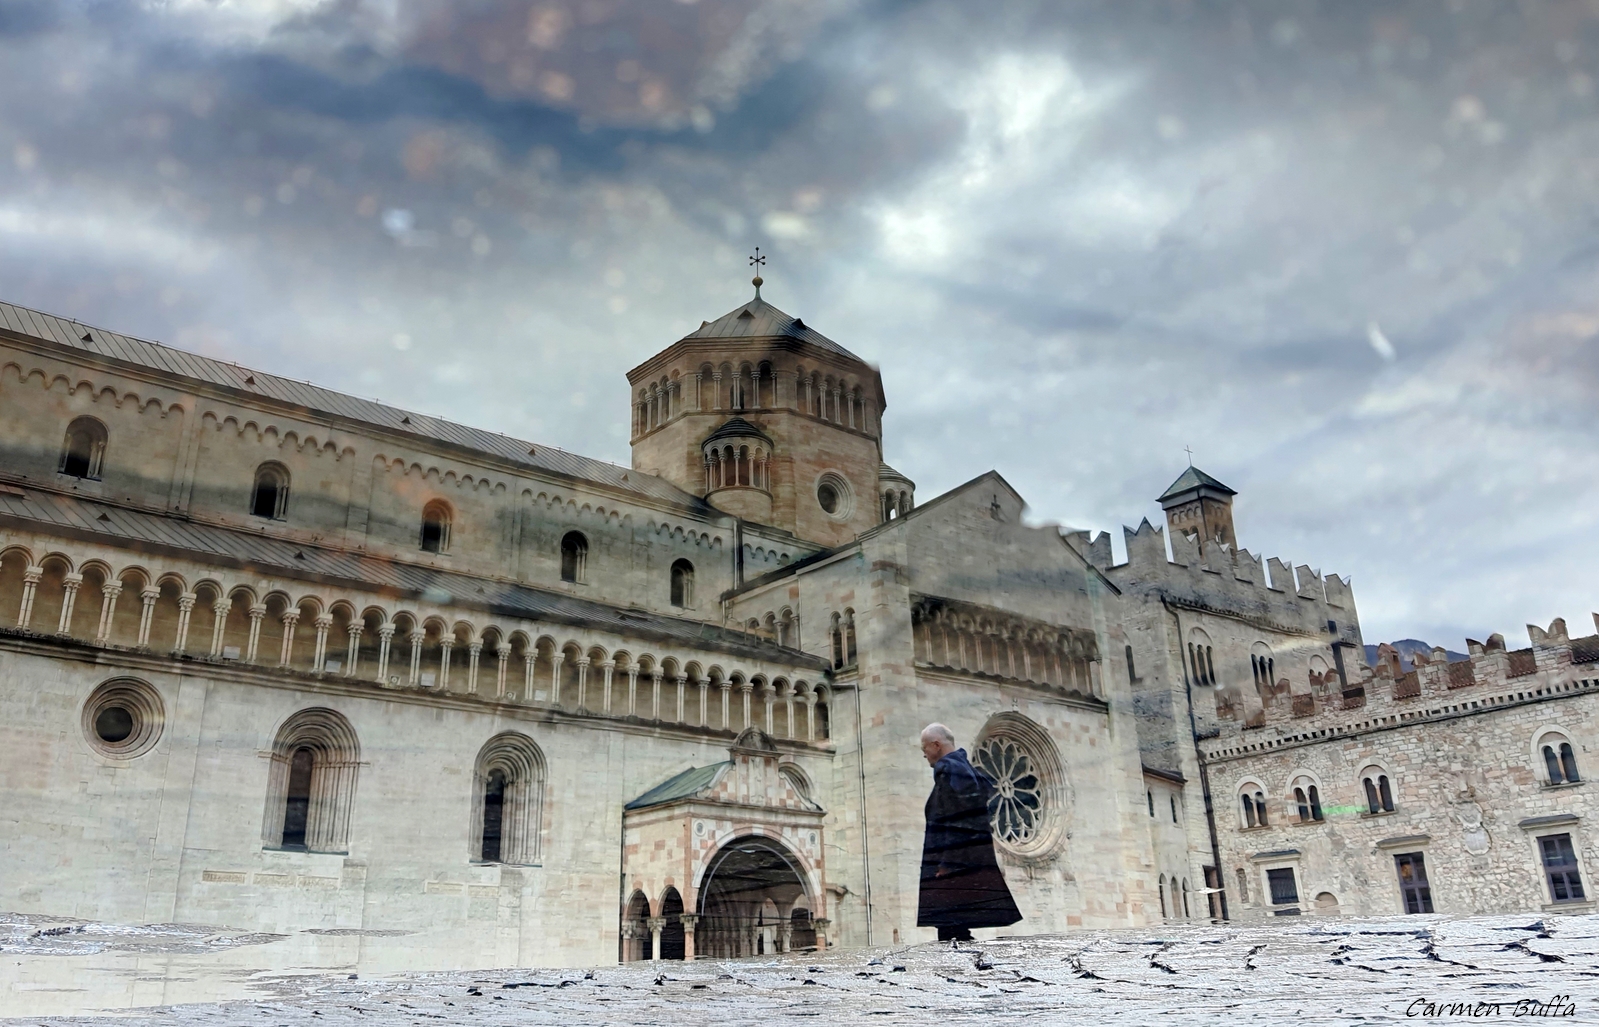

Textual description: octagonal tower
[627,280,888,547]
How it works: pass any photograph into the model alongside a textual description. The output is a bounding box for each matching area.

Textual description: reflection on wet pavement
[5,911,1598,1023]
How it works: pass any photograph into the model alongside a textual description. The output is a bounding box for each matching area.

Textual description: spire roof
[680,296,865,363]
[1158,466,1236,502]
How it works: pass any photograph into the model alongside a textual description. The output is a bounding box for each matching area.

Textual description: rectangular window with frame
[1394,852,1434,913]
[1266,867,1299,906]
[1540,834,1586,903]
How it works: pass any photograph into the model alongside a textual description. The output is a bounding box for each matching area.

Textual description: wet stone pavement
[5,913,1599,1024]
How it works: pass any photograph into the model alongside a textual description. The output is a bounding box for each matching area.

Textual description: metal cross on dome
[749,247,766,298]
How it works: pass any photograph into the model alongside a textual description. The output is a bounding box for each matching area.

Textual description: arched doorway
[622,891,650,962]
[660,888,686,960]
[696,835,812,958]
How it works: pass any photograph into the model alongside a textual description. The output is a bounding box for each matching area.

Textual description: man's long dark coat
[917,748,1022,930]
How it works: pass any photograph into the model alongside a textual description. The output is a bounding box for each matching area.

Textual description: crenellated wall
[1202,615,1599,920]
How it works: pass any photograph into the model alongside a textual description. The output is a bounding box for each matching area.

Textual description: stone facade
[0,286,1590,973]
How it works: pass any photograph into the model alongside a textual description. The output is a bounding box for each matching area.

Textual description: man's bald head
[920,723,956,766]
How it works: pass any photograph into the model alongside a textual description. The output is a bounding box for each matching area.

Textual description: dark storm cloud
[1,0,1597,648]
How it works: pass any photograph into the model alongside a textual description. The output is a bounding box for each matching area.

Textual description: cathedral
[0,278,1594,971]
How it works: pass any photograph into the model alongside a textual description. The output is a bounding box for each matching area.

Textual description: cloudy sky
[2,0,1597,649]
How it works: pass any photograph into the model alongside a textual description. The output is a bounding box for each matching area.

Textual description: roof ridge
[0,298,701,509]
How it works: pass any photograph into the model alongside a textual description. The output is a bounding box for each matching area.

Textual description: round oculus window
[95,705,135,743]
[81,679,164,759]
[972,713,1068,862]
[815,473,852,519]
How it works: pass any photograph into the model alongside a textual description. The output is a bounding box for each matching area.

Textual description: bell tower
[627,273,887,547]
[1158,465,1237,554]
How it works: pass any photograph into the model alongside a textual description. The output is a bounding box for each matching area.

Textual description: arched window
[471,733,545,865]
[263,708,360,853]
[1291,782,1323,823]
[560,531,588,583]
[251,463,289,519]
[1362,769,1396,813]
[59,416,107,479]
[670,559,694,608]
[281,747,314,849]
[830,614,844,670]
[1240,785,1268,828]
[1540,733,1581,785]
[480,769,507,862]
[814,695,830,740]
[844,609,857,666]
[420,501,452,554]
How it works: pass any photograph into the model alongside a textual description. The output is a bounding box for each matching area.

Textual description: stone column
[467,641,483,694]
[675,673,688,722]
[781,682,795,739]
[312,613,332,672]
[345,623,362,676]
[550,652,565,706]
[277,609,300,667]
[408,631,423,686]
[523,652,536,700]
[739,681,754,731]
[711,371,723,410]
[812,917,830,950]
[627,666,639,715]
[650,669,663,720]
[720,680,732,729]
[762,683,775,734]
[698,677,710,726]
[804,693,816,743]
[245,603,266,662]
[16,567,41,629]
[576,656,591,709]
[377,625,395,683]
[174,592,196,652]
[680,914,699,960]
[438,638,454,690]
[496,643,511,698]
[621,921,637,962]
[137,587,161,648]
[96,579,124,643]
[56,573,82,634]
[647,917,665,961]
[601,660,616,713]
[206,595,226,654]
[778,921,793,953]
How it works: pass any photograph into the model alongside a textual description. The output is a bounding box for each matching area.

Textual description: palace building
[0,279,1594,970]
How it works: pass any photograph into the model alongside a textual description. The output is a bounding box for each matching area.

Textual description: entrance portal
[696,835,812,958]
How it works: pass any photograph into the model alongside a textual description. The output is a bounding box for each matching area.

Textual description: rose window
[975,736,1044,848]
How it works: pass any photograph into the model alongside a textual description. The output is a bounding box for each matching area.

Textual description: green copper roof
[624,762,729,811]
[1158,466,1236,502]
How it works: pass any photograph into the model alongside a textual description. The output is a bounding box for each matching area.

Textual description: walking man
[917,723,1021,942]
